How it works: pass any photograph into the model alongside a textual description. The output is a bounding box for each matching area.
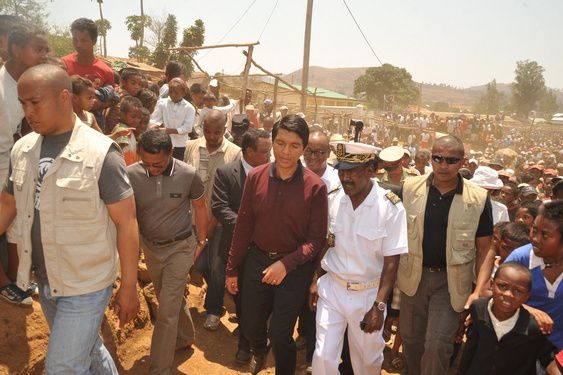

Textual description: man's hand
[464,292,480,310]
[194,242,206,262]
[261,260,287,285]
[361,305,385,333]
[226,276,238,295]
[309,275,318,312]
[114,283,139,327]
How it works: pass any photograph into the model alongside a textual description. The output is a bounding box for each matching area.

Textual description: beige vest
[12,119,119,297]
[397,175,487,312]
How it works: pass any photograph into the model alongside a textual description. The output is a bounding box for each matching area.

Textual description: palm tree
[96,0,107,57]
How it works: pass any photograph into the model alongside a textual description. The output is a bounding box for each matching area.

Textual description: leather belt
[329,272,380,291]
[424,266,445,272]
[251,243,286,260]
[149,231,192,246]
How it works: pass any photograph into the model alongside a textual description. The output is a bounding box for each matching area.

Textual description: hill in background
[282,66,563,110]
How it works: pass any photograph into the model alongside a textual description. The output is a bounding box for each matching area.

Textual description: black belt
[251,243,286,260]
[149,231,192,246]
[424,266,446,272]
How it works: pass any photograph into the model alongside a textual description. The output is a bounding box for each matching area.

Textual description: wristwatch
[197,238,208,247]
[374,300,386,312]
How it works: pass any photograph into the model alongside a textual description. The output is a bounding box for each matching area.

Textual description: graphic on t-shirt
[35,157,55,210]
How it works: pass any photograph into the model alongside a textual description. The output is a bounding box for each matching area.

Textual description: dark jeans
[172,147,186,161]
[242,247,313,375]
[195,226,225,316]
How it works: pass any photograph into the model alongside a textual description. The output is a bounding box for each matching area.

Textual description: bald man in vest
[0,64,139,374]
[398,135,494,375]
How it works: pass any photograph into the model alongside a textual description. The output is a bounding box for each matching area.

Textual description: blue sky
[45,0,563,89]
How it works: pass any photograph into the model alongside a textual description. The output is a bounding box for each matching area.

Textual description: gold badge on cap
[336,143,345,159]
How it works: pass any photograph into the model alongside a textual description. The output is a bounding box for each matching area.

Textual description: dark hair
[147,82,160,97]
[494,262,532,291]
[501,223,530,247]
[272,114,309,148]
[541,200,563,236]
[0,15,23,36]
[241,128,271,153]
[120,96,143,114]
[190,83,205,95]
[519,200,541,218]
[70,18,98,41]
[503,181,519,197]
[165,61,184,81]
[494,221,510,233]
[120,68,142,82]
[71,75,94,95]
[7,23,46,59]
[520,173,535,184]
[203,92,216,102]
[138,129,172,154]
[137,89,157,110]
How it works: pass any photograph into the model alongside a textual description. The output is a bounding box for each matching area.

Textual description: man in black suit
[211,128,272,364]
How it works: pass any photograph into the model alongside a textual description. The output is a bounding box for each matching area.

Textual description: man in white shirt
[310,142,408,375]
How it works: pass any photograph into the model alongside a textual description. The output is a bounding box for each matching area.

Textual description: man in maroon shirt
[226,115,328,375]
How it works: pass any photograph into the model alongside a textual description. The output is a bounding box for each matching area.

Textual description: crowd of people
[0,14,562,375]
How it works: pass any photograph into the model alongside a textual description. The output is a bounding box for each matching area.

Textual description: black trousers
[232,261,251,352]
[241,247,313,375]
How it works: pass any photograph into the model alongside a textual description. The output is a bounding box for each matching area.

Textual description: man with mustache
[310,142,408,374]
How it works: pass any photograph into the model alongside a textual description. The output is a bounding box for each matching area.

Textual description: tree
[0,0,48,28]
[47,27,74,57]
[177,19,205,78]
[95,19,111,57]
[353,64,419,110]
[538,88,560,117]
[146,12,166,49]
[150,14,177,68]
[511,60,546,117]
[474,79,504,115]
[126,14,151,61]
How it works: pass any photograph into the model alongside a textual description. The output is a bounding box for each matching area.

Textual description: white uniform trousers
[312,273,385,375]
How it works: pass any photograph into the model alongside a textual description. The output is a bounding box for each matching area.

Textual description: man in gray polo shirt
[127,129,208,375]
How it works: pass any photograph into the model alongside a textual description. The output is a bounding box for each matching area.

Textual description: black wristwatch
[374,300,386,312]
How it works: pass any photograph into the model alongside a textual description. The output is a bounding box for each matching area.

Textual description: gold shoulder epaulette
[385,191,401,205]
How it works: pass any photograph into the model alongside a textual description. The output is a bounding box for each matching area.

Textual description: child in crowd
[150,77,195,160]
[515,200,541,227]
[71,75,103,132]
[159,60,184,98]
[138,107,151,137]
[497,222,530,263]
[459,262,547,375]
[137,88,158,114]
[105,68,143,131]
[111,96,143,165]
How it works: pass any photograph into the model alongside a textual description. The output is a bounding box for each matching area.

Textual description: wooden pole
[170,42,259,52]
[300,0,314,113]
[184,54,209,78]
[240,45,254,112]
[273,77,279,114]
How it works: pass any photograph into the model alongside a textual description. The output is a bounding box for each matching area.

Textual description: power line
[257,0,279,41]
[341,0,383,65]
[199,0,258,61]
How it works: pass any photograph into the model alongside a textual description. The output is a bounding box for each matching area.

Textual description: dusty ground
[0,279,407,375]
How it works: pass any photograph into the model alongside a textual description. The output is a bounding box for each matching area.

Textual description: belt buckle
[346,281,361,291]
[428,267,442,272]
[268,252,279,259]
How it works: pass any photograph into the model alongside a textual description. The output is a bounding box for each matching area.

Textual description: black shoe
[235,349,251,364]
[249,353,267,375]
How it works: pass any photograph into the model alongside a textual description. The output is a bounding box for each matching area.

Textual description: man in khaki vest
[0,65,139,374]
[397,135,494,375]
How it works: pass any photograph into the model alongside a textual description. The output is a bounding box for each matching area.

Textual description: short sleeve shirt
[127,158,205,241]
[321,181,408,281]
[62,54,115,87]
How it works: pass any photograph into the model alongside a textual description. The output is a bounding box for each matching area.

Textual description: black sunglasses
[431,155,461,165]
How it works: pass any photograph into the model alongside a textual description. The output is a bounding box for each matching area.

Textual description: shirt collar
[199,136,227,155]
[144,157,175,177]
[529,247,545,270]
[269,160,304,182]
[426,172,464,194]
[241,156,253,175]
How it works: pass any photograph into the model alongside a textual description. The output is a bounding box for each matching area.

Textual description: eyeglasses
[431,155,461,165]
[304,149,328,157]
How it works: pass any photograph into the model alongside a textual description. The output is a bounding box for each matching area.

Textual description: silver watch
[375,301,386,311]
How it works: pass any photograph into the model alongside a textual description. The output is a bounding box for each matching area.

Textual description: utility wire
[257,0,279,41]
[199,0,258,61]
[341,0,383,65]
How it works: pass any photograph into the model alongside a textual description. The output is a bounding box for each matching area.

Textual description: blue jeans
[195,226,225,316]
[39,282,118,375]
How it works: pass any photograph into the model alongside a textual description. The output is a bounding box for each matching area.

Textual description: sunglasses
[431,155,461,165]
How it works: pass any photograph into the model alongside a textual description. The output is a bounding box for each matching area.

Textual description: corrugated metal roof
[276,82,359,100]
